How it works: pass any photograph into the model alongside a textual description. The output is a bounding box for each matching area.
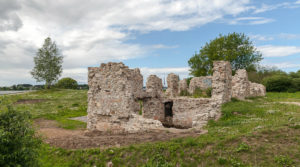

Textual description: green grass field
[1,90,300,166]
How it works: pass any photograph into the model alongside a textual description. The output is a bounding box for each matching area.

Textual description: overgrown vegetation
[1,90,300,166]
[179,87,212,98]
[0,105,42,167]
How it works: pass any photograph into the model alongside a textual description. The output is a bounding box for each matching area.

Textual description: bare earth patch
[279,101,300,106]
[34,119,205,150]
[15,99,47,104]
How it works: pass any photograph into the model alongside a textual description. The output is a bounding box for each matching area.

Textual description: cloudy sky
[1,0,300,86]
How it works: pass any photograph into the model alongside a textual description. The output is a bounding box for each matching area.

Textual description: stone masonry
[231,69,266,100]
[87,61,265,133]
[212,61,232,104]
[188,76,212,94]
[142,75,164,122]
[231,69,250,100]
[178,79,188,94]
[165,73,179,97]
[87,62,162,133]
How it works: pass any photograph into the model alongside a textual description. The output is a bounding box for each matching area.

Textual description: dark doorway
[163,101,173,128]
[164,101,173,117]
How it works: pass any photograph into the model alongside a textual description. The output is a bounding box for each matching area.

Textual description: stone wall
[178,79,188,94]
[249,82,266,97]
[188,76,212,94]
[171,97,213,128]
[231,69,250,100]
[87,62,163,133]
[231,69,266,99]
[87,60,265,134]
[165,73,179,97]
[142,75,164,122]
[212,61,232,104]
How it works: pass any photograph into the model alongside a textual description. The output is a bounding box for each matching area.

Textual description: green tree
[31,37,63,88]
[188,32,262,76]
[56,77,78,89]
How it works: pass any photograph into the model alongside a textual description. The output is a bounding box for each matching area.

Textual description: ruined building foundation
[87,61,266,133]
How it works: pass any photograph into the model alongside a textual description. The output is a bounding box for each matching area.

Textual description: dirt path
[279,101,300,106]
[35,119,204,150]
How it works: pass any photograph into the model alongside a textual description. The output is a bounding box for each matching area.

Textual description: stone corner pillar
[211,61,232,104]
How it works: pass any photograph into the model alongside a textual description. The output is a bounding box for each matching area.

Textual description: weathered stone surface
[165,73,179,97]
[188,76,212,94]
[87,60,265,134]
[146,75,163,97]
[249,82,266,97]
[87,62,163,133]
[172,97,213,128]
[178,79,188,94]
[212,61,232,104]
[143,75,164,122]
[231,69,250,100]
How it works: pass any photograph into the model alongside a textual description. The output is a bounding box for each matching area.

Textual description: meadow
[1,90,300,166]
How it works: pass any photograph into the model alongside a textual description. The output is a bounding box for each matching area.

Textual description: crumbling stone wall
[178,79,188,94]
[142,75,164,122]
[212,61,232,104]
[87,62,162,133]
[188,76,212,94]
[165,73,179,97]
[171,97,213,128]
[231,69,266,100]
[249,82,266,97]
[87,60,265,134]
[231,69,250,100]
[170,61,233,129]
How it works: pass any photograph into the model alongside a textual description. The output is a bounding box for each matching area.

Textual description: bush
[0,106,41,167]
[292,78,300,91]
[263,75,293,92]
[56,77,78,89]
[205,88,212,97]
[179,90,190,96]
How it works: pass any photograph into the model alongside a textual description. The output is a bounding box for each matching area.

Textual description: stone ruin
[87,61,266,133]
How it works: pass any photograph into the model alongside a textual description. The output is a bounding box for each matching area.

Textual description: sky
[1,0,300,86]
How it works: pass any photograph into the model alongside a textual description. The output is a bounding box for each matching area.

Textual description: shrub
[292,78,300,91]
[186,77,193,87]
[179,90,190,96]
[0,106,41,167]
[205,88,212,97]
[56,77,78,89]
[262,75,293,92]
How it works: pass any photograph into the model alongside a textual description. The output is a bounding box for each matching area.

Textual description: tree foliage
[31,37,63,88]
[188,32,263,76]
[56,77,78,89]
[0,106,41,167]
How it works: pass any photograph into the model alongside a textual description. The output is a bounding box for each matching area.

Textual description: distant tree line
[0,82,89,91]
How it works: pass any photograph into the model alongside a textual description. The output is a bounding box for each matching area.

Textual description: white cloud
[258,45,300,57]
[229,17,274,25]
[261,62,300,69]
[0,0,22,31]
[278,33,300,40]
[150,44,179,49]
[250,34,274,41]
[0,0,252,85]
[253,1,300,14]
